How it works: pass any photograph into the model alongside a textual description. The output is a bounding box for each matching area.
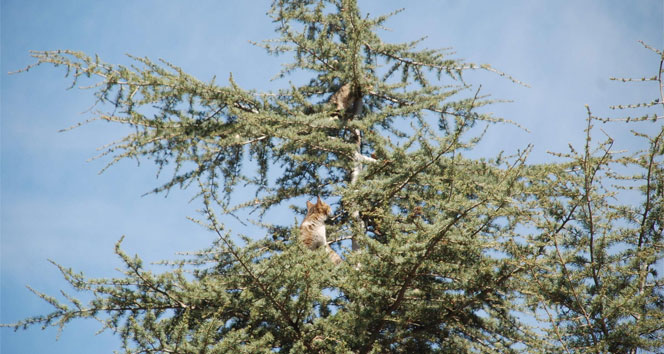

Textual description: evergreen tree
[4,1,663,353]
[522,41,664,354]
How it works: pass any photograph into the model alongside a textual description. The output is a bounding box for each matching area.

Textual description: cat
[300,196,342,265]
[329,83,353,114]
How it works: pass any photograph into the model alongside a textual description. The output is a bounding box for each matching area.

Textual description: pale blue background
[2,1,662,353]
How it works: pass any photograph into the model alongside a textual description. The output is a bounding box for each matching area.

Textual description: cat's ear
[316,196,322,205]
[306,200,314,212]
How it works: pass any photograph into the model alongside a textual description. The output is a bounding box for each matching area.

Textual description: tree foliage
[5,1,663,353]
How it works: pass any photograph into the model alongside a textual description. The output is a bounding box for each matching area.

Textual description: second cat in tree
[300,197,342,265]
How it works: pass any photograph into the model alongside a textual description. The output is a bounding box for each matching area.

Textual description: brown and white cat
[300,197,342,265]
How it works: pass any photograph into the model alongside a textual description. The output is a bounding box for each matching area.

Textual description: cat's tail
[325,245,343,265]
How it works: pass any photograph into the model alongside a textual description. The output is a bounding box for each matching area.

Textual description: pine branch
[199,189,306,345]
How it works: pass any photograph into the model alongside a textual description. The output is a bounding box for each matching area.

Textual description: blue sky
[1,1,662,352]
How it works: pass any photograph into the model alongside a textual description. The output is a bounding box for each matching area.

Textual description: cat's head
[306,196,332,217]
